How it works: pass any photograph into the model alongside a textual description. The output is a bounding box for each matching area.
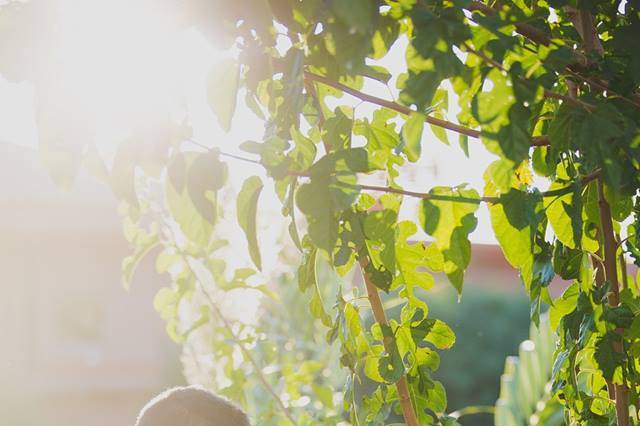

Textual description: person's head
[135,386,250,426]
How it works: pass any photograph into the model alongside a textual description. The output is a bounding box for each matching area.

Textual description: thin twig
[304,71,480,138]
[171,240,299,426]
[564,68,640,109]
[466,1,640,110]
[325,168,600,204]
[186,139,262,165]
[353,183,498,204]
[591,252,616,400]
[466,1,552,46]
[304,71,551,146]
[462,42,595,111]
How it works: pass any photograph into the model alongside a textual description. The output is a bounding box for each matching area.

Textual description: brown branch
[565,5,640,109]
[307,81,421,426]
[358,256,419,426]
[564,63,640,110]
[597,176,630,426]
[462,42,595,111]
[354,183,498,204]
[566,7,604,56]
[542,88,594,111]
[532,136,550,146]
[304,71,551,146]
[583,27,628,425]
[466,2,640,110]
[304,78,326,128]
[305,71,480,138]
[466,1,552,46]
[328,168,600,204]
[592,253,617,400]
[619,247,629,291]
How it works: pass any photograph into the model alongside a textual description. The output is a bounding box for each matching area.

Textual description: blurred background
[0,142,183,425]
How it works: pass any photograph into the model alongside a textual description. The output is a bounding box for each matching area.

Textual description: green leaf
[378,344,405,383]
[237,176,264,270]
[289,126,317,171]
[430,88,449,146]
[544,181,582,249]
[549,282,579,331]
[364,348,385,383]
[425,320,456,350]
[490,189,541,288]
[285,179,303,251]
[431,122,449,146]
[602,305,634,329]
[364,208,397,274]
[419,186,480,293]
[166,154,213,245]
[458,134,469,157]
[309,148,372,177]
[395,221,434,313]
[312,384,335,409]
[549,103,627,190]
[296,175,359,253]
[298,246,318,293]
[187,151,227,224]
[552,242,582,280]
[331,0,373,34]
[472,70,531,164]
[548,103,584,151]
[402,112,424,162]
[310,283,332,328]
[353,116,400,153]
[297,244,332,327]
[473,69,514,120]
[322,108,353,151]
[484,159,515,194]
[428,381,447,413]
[207,58,239,131]
[411,316,456,349]
[594,332,625,381]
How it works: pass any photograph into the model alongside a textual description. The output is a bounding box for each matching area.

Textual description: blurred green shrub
[428,284,531,419]
[357,282,533,425]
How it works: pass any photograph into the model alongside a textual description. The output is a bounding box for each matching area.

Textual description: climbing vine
[3,0,640,425]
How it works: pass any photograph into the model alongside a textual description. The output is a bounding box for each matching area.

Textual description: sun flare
[40,0,215,133]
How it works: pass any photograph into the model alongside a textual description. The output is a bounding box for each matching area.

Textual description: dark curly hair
[135,386,251,426]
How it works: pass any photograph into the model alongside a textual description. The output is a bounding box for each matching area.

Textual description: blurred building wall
[0,143,181,426]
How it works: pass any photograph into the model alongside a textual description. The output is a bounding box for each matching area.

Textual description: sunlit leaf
[207,58,239,131]
[237,176,264,270]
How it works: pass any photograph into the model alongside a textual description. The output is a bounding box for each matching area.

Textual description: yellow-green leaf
[237,176,264,270]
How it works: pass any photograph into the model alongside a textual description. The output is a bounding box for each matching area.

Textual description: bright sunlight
[45,0,206,132]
